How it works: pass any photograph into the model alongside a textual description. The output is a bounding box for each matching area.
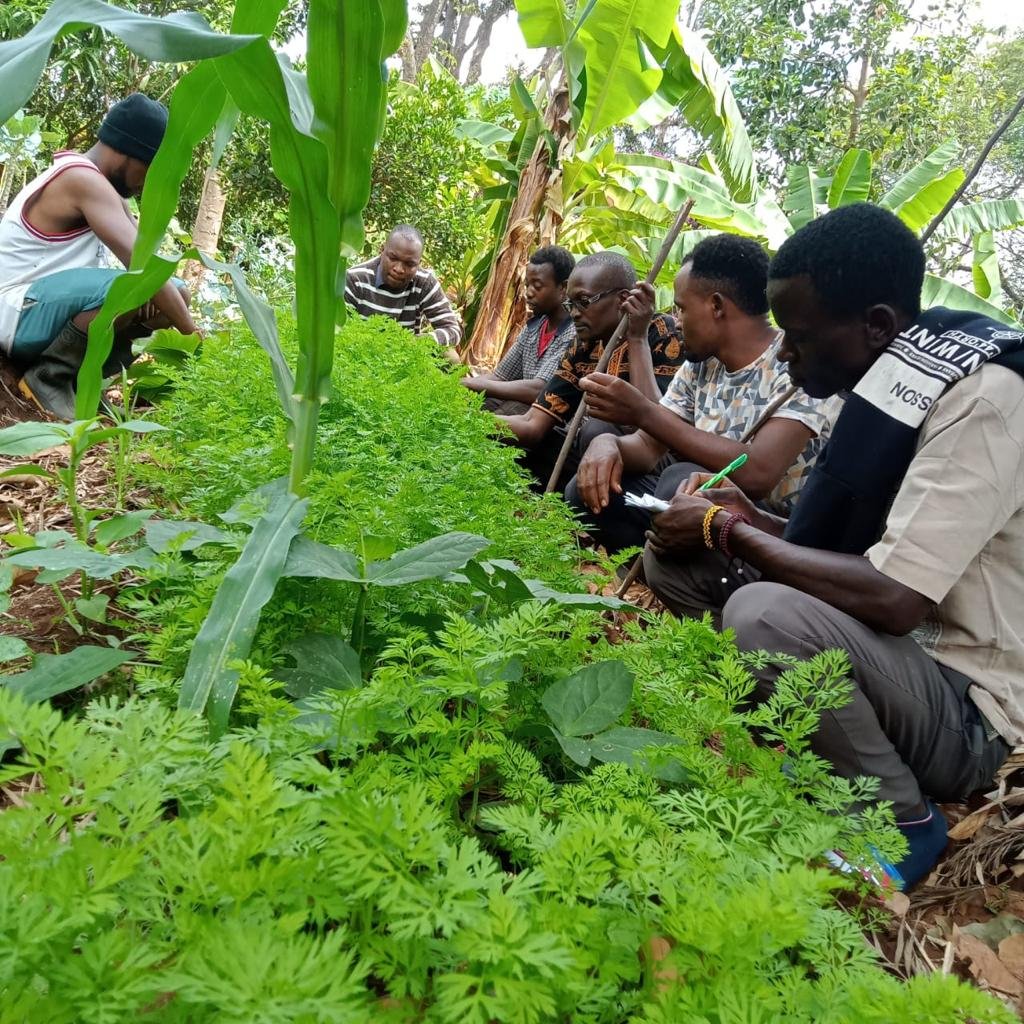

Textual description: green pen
[699,453,748,491]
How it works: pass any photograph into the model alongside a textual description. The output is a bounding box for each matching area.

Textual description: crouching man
[0,93,198,419]
[644,204,1021,888]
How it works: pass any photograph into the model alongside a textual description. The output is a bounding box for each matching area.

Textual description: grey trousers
[643,550,1010,818]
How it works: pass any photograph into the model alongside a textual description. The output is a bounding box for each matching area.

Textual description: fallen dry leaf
[998,933,1024,980]
[955,929,1023,995]
[948,804,1000,841]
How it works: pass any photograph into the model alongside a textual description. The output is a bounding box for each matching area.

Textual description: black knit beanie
[98,93,168,164]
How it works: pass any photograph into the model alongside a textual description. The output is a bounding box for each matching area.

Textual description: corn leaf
[0,0,255,124]
[178,491,308,735]
[826,149,871,209]
[879,140,959,212]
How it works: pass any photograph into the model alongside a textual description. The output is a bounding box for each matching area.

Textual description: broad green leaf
[283,536,362,582]
[75,594,110,624]
[2,646,133,704]
[542,660,633,737]
[456,119,516,147]
[275,634,362,699]
[515,0,573,48]
[0,421,68,456]
[577,0,677,141]
[826,149,871,209]
[972,231,1003,306]
[365,533,491,586]
[590,726,688,783]
[0,0,256,125]
[551,729,594,767]
[4,542,154,580]
[93,510,155,547]
[0,636,30,664]
[628,27,758,203]
[921,273,1017,326]
[879,140,959,212]
[933,198,1024,239]
[893,167,964,234]
[0,465,58,484]
[178,491,308,734]
[145,519,234,554]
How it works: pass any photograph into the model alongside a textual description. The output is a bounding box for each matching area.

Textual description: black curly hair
[768,203,925,318]
[529,245,576,285]
[683,233,770,316]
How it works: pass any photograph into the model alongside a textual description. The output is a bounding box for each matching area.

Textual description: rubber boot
[18,321,87,421]
[892,800,948,890]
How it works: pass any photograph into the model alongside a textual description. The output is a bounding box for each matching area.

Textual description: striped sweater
[344,257,462,348]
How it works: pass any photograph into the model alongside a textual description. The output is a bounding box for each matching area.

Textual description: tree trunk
[465,0,511,84]
[399,32,417,83]
[846,46,872,149]
[412,0,447,77]
[467,86,573,367]
[0,165,14,218]
[182,164,227,290]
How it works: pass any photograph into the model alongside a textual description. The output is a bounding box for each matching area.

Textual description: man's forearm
[727,523,928,634]
[483,377,546,404]
[636,403,771,497]
[615,430,667,474]
[153,281,197,335]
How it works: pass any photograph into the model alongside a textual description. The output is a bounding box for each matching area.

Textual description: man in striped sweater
[344,225,462,361]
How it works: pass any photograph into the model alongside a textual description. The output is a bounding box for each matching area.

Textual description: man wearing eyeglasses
[496,251,685,489]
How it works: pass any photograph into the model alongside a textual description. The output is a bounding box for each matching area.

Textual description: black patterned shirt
[532,312,683,424]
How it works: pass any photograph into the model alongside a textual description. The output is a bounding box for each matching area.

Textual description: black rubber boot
[18,321,88,421]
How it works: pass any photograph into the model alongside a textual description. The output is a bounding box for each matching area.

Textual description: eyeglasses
[563,288,618,313]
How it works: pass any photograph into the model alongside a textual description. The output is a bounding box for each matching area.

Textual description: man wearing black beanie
[0,93,200,419]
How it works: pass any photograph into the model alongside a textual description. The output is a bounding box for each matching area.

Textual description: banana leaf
[972,231,1004,308]
[627,27,758,204]
[933,198,1024,239]
[826,149,871,209]
[893,168,964,234]
[878,140,959,212]
[576,0,676,141]
[922,273,1017,327]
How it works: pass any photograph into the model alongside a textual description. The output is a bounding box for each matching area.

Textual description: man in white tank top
[0,93,199,419]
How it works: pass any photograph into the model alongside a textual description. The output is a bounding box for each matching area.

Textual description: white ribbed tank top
[0,152,112,351]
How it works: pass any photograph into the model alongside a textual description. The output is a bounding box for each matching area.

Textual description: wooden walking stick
[613,383,799,599]
[543,198,695,494]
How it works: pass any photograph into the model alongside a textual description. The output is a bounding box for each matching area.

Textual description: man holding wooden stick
[566,234,841,553]
[495,251,685,490]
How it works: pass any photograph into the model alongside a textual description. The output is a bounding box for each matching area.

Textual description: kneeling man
[644,204,1021,888]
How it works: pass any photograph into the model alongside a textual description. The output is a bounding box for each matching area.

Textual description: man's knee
[722,582,811,654]
[177,282,192,307]
[563,474,586,517]
[654,461,707,501]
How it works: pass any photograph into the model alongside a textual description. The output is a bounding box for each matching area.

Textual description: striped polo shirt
[344,256,462,348]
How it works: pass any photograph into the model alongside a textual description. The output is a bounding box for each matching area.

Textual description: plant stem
[921,91,1024,244]
[350,585,368,659]
[289,397,320,493]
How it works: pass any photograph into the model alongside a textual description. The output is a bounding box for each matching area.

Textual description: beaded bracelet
[701,504,725,550]
[717,512,751,559]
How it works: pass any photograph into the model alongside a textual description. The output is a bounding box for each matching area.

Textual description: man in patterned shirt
[345,224,462,362]
[497,251,685,490]
[462,245,576,415]
[567,234,841,552]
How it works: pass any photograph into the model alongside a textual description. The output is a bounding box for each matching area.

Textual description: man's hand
[621,281,656,338]
[576,433,624,514]
[442,346,462,365]
[646,490,718,555]
[461,374,487,392]
[680,471,776,533]
[579,372,652,427]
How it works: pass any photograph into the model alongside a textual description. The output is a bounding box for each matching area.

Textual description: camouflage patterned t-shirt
[660,335,844,515]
